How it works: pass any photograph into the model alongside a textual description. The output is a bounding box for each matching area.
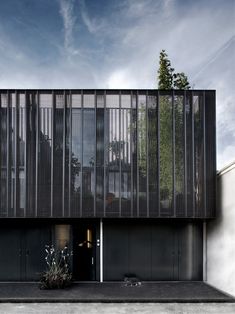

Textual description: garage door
[103,221,202,281]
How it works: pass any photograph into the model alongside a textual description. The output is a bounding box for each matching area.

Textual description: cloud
[80,1,105,34]
[0,0,234,169]
[59,0,77,57]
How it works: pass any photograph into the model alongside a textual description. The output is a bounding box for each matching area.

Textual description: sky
[0,0,234,170]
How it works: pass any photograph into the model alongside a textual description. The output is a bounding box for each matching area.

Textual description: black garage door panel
[104,224,128,280]
[151,225,174,280]
[104,221,202,281]
[129,224,151,280]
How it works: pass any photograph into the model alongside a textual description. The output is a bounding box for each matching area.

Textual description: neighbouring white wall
[207,161,235,296]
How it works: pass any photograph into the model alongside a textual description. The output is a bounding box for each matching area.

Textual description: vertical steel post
[24,91,28,217]
[183,90,187,217]
[157,90,160,217]
[35,91,39,217]
[68,91,72,217]
[51,91,55,217]
[62,90,66,217]
[80,90,83,217]
[94,90,97,217]
[146,91,149,217]
[172,90,175,217]
[103,91,106,217]
[192,91,195,217]
[203,91,206,218]
[14,91,19,217]
[130,91,133,217]
[119,91,121,217]
[6,91,11,216]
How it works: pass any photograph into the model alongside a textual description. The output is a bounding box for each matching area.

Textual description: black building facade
[0,89,216,281]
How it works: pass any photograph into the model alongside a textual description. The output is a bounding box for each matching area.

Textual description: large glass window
[186,91,193,217]
[96,94,105,216]
[193,93,204,217]
[54,93,64,216]
[82,108,95,216]
[159,94,173,216]
[18,93,26,216]
[174,93,184,216]
[120,94,131,216]
[105,94,120,217]
[71,94,82,216]
[26,92,36,217]
[148,94,158,217]
[138,94,147,216]
[38,93,52,217]
[0,94,8,217]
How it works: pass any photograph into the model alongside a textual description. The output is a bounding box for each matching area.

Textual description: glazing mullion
[94,90,97,217]
[130,91,133,217]
[119,91,121,217]
[14,91,19,217]
[192,91,195,216]
[68,91,72,217]
[6,91,11,216]
[35,91,39,217]
[172,90,175,217]
[146,91,149,217]
[0,93,1,213]
[62,90,66,217]
[136,91,139,217]
[103,91,106,217]
[157,91,160,216]
[203,90,206,217]
[80,90,83,217]
[24,91,28,217]
[51,91,55,217]
[183,90,187,216]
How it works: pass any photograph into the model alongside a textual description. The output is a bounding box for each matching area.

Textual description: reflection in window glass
[54,94,64,216]
[38,94,52,217]
[106,108,120,216]
[71,108,81,216]
[159,95,173,216]
[96,107,104,216]
[0,94,8,217]
[18,94,25,216]
[186,92,193,216]
[120,109,131,216]
[138,95,147,216]
[148,95,158,217]
[82,109,95,216]
[175,95,184,216]
[194,94,204,217]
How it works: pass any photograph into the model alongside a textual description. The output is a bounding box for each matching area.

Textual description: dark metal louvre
[0,89,216,219]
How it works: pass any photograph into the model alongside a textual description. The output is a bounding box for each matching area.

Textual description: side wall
[207,162,235,296]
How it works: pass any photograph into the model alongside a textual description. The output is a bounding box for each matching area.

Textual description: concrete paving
[0,282,234,302]
[0,303,235,314]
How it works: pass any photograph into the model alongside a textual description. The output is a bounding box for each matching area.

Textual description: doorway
[72,223,97,281]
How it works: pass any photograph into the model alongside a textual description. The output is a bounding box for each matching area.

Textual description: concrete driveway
[0,303,235,314]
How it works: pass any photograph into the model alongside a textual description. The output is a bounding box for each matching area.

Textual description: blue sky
[0,0,234,170]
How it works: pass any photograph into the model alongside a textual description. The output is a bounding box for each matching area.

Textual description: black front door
[73,223,97,281]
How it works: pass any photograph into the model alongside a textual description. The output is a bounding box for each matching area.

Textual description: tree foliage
[157,50,190,90]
